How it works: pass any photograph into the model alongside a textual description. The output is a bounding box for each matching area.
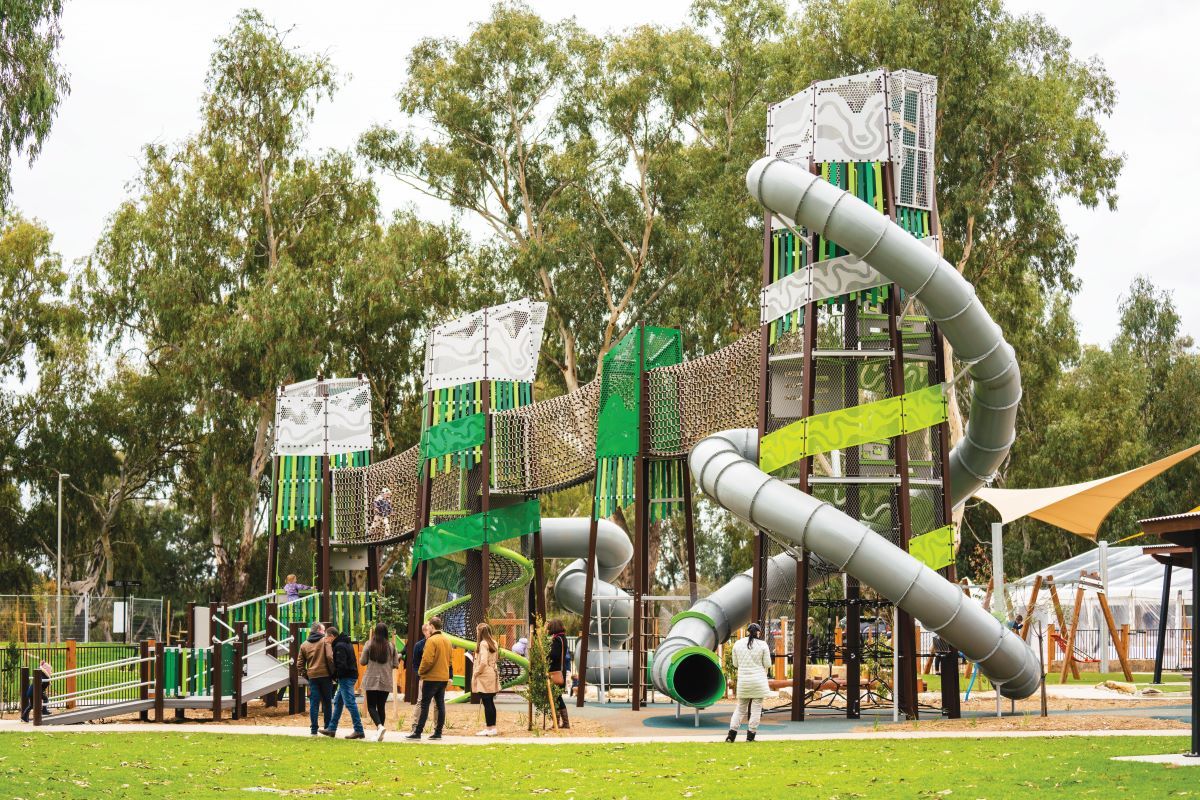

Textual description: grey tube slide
[541,517,636,686]
[649,157,1040,705]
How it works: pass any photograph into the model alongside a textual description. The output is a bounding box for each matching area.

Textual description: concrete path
[0,718,1188,745]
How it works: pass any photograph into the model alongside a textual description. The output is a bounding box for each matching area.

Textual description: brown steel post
[139,640,151,722]
[682,463,698,605]
[19,668,30,723]
[366,547,380,592]
[31,668,44,726]
[185,602,196,648]
[845,585,861,720]
[405,394,437,704]
[479,380,492,641]
[267,455,280,593]
[154,640,165,722]
[792,557,808,721]
[752,209,773,631]
[630,323,652,711]
[575,504,601,708]
[886,288,919,720]
[531,522,546,621]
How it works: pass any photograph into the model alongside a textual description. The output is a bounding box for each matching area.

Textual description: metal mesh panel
[276,531,318,587]
[763,537,798,664]
[887,70,937,210]
[330,446,420,544]
[491,380,601,494]
[646,330,761,457]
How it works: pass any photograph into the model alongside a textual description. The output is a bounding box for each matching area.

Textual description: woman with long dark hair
[473,622,501,736]
[546,618,570,729]
[726,622,771,742]
[359,622,399,741]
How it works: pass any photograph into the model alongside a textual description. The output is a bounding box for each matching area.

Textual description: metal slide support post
[751,209,772,634]
[576,507,600,708]
[1098,541,1110,673]
[1154,561,1173,684]
[991,523,1005,623]
[682,467,698,606]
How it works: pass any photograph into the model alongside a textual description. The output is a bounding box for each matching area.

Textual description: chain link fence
[0,594,163,644]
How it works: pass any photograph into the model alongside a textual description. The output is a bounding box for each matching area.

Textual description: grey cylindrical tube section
[542,517,637,686]
[689,431,1041,699]
[746,156,1021,505]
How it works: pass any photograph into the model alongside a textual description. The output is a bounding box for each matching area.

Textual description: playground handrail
[46,676,153,706]
[46,653,146,681]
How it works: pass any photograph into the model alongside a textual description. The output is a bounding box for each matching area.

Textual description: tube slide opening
[665,647,726,708]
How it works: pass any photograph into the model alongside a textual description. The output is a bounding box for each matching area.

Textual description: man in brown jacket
[406,616,453,740]
[298,622,333,735]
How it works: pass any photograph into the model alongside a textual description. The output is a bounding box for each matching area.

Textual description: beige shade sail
[974,443,1200,539]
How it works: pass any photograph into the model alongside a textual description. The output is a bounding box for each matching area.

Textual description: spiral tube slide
[649,157,1041,705]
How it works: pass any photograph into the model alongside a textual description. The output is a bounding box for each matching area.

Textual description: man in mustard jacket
[406,615,453,740]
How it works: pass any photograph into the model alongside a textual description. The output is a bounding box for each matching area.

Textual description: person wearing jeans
[406,615,452,740]
[298,622,333,735]
[321,626,365,740]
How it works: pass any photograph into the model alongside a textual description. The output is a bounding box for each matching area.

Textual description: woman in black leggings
[359,623,399,741]
[472,622,501,736]
[547,619,569,729]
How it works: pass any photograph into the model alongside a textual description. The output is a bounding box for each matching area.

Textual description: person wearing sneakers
[359,622,399,741]
[406,615,452,740]
[298,622,332,735]
[726,622,771,742]
[321,625,366,740]
[472,622,500,737]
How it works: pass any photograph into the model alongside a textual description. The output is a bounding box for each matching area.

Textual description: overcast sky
[11,0,1199,347]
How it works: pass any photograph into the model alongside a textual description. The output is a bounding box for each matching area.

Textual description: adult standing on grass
[547,618,570,729]
[321,625,365,740]
[726,623,771,742]
[406,615,452,740]
[299,622,333,736]
[360,622,399,741]
[472,622,500,736]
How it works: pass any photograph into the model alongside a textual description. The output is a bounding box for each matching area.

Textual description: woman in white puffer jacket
[726,622,772,742]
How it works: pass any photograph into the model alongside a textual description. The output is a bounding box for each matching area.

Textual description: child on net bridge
[726,623,772,742]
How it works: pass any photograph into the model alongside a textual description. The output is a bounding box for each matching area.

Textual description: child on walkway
[726,622,771,742]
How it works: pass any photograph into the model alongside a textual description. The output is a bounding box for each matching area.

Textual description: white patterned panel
[423,307,487,390]
[812,69,889,164]
[423,298,548,390]
[326,381,373,453]
[274,394,325,455]
[760,236,940,324]
[487,298,548,384]
[768,86,815,165]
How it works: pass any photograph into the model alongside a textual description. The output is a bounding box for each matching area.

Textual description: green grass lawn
[0,732,1195,799]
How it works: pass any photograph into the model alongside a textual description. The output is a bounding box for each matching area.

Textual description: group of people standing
[298,620,397,740]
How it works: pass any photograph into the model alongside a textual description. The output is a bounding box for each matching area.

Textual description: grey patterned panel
[812,69,889,164]
[423,307,487,390]
[760,235,940,324]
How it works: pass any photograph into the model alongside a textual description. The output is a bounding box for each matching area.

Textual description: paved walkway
[0,718,1189,746]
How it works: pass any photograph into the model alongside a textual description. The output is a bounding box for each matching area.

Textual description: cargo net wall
[491,380,600,494]
[646,330,760,458]
[276,530,319,587]
[330,446,420,545]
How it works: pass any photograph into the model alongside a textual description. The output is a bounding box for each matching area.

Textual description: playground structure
[21,66,1058,727]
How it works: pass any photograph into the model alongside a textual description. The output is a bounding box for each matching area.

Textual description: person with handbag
[472,622,501,736]
[546,618,570,729]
